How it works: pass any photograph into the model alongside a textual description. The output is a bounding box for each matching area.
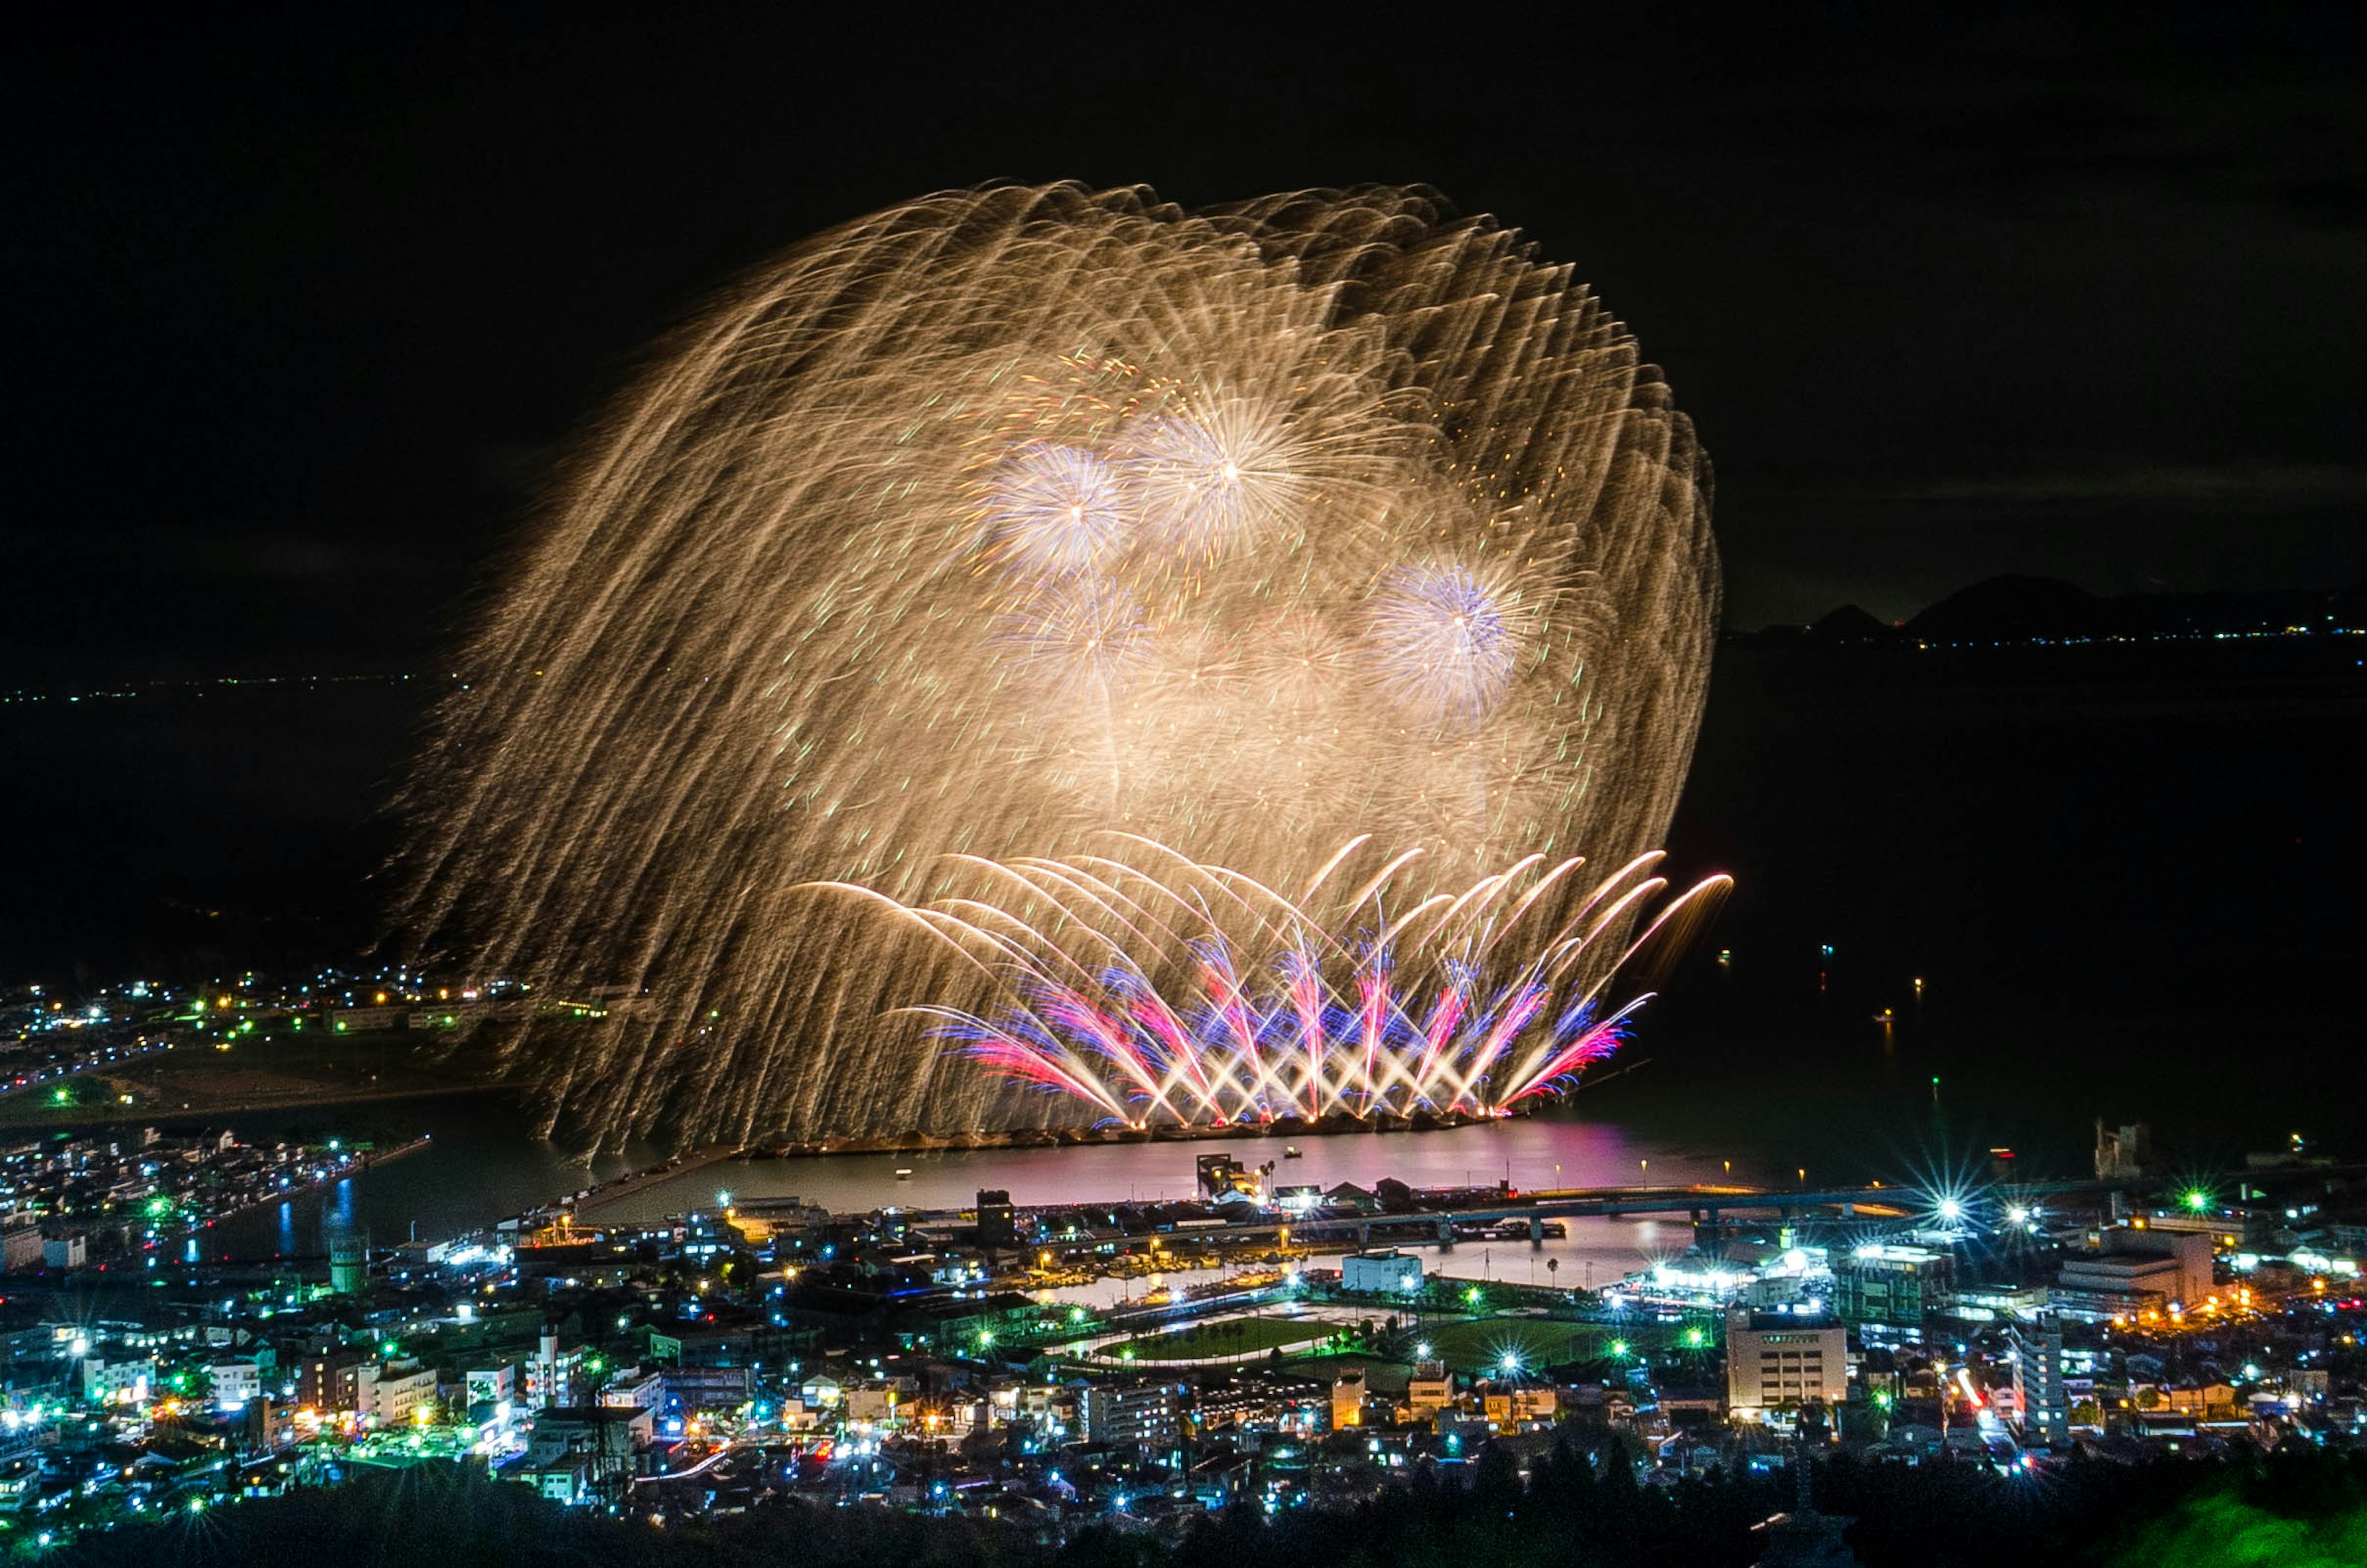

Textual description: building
[845,1381,905,1426]
[1331,1366,1367,1429]
[602,1370,663,1411]
[296,1350,367,1412]
[1196,1155,1264,1201]
[1725,1309,1847,1419]
[1192,1372,1327,1435]
[975,1190,1018,1249]
[329,1235,369,1296]
[0,1221,41,1274]
[81,1357,154,1406]
[235,1397,296,1458]
[1833,1246,1949,1331]
[2008,1318,2069,1447]
[41,1236,85,1271]
[1481,1387,1558,1427]
[465,1364,517,1412]
[210,1360,264,1411]
[1078,1381,1184,1453]
[2094,1120,2152,1180]
[2058,1227,2212,1310]
[358,1362,438,1426]
[1407,1360,1453,1418]
[520,1405,653,1503]
[1341,1249,1425,1294]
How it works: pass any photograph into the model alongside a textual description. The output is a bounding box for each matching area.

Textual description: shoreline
[0,1078,514,1134]
[738,1103,1519,1161]
[731,1064,1646,1161]
[198,1133,437,1232]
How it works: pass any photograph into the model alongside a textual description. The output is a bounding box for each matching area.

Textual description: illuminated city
[12,11,2367,1566]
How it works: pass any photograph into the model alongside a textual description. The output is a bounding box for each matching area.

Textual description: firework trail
[857,842,1728,1126]
[401,185,1720,1147]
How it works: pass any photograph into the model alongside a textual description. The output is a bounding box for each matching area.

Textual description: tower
[328,1231,367,1296]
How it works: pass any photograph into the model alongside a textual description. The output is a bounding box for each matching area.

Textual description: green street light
[2183,1188,2211,1213]
[1609,1339,1629,1358]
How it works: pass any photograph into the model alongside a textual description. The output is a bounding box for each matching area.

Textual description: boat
[1283,1146,1302,1159]
[895,1168,912,1181]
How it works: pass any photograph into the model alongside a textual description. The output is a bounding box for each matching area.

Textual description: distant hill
[1756,574,2367,648]
[1806,603,1889,645]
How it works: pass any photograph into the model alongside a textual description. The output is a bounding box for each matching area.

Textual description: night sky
[12,9,2366,687]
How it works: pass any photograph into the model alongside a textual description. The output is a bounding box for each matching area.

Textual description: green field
[1117,1315,1343,1360]
[0,1029,503,1129]
[1412,1313,1719,1373]
[1416,1317,1608,1371]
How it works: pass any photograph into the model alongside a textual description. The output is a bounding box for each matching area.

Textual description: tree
[1473,1440,1523,1518]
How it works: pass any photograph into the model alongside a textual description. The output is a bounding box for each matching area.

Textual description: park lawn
[1121,1315,1343,1360]
[1414,1315,1617,1371]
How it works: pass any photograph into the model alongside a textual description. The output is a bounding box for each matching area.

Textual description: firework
[402,184,1719,1147]
[844,841,1729,1127]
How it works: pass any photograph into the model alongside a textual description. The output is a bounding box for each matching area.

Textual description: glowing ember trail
[817,841,1728,1128]
[403,184,1721,1147]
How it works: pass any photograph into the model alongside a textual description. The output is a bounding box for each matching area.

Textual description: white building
[1341,1249,1425,1294]
[1079,1381,1183,1452]
[359,1363,439,1426]
[602,1370,664,1411]
[2057,1227,2213,1308]
[465,1364,517,1410]
[210,1360,263,1411]
[82,1357,154,1405]
[2009,1318,2069,1446]
[1725,1308,1847,1418]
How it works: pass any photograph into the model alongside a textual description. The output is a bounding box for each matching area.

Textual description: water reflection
[203,1090,1797,1296]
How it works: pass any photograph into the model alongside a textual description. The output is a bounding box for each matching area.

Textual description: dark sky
[12,9,2366,684]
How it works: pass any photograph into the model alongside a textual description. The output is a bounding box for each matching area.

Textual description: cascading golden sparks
[401,184,1720,1148]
